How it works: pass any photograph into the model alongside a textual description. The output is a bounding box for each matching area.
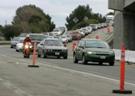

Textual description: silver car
[37,38,68,59]
[16,37,25,52]
[10,37,21,48]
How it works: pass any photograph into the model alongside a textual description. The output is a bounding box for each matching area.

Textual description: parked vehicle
[73,39,115,66]
[37,38,68,59]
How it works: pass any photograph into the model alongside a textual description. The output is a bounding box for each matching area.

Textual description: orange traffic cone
[112,43,132,94]
[28,42,39,68]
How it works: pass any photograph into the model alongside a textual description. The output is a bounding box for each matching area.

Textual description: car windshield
[29,34,46,41]
[85,40,109,48]
[44,40,63,46]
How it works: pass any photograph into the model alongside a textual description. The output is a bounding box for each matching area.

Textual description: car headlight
[29,45,32,48]
[87,51,93,54]
[25,45,29,49]
[87,51,96,54]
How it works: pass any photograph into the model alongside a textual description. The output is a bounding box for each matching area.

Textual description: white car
[85,26,92,34]
[16,37,25,52]
[10,37,20,48]
[78,29,85,37]
[60,35,68,43]
[66,35,72,42]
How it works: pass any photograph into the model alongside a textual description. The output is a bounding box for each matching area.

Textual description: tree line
[0,4,107,40]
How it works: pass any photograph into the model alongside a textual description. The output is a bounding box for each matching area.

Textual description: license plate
[55,52,60,55]
[100,56,106,59]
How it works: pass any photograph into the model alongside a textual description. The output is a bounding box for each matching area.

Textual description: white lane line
[1,53,135,87]
[0,45,10,48]
[39,62,135,87]
[3,79,33,96]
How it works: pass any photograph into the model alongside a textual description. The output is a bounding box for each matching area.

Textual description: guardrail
[0,41,10,45]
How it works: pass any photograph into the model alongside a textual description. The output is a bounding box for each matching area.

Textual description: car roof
[44,38,60,41]
[28,33,44,35]
[81,38,105,42]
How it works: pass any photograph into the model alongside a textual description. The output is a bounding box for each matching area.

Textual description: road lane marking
[0,45,10,48]
[1,51,135,87]
[2,79,33,96]
[39,62,135,87]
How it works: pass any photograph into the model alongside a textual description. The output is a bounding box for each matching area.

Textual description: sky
[0,0,112,27]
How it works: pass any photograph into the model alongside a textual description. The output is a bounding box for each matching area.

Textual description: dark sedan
[73,39,115,66]
[37,38,68,59]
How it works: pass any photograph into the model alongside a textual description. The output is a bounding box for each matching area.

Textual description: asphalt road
[0,28,135,96]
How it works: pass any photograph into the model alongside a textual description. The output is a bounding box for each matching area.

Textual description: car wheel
[43,51,47,58]
[38,53,41,58]
[99,62,103,65]
[27,55,30,58]
[37,50,41,57]
[38,54,41,57]
[73,54,78,63]
[11,45,13,48]
[57,56,60,59]
[16,49,19,52]
[82,55,87,64]
[24,55,26,58]
[24,54,30,58]
[109,62,114,66]
[64,56,68,59]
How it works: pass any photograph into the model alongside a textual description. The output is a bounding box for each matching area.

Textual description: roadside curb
[0,41,10,45]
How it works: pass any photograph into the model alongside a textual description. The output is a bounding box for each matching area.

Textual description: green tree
[0,25,3,32]
[2,25,18,40]
[66,5,106,30]
[12,5,55,33]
